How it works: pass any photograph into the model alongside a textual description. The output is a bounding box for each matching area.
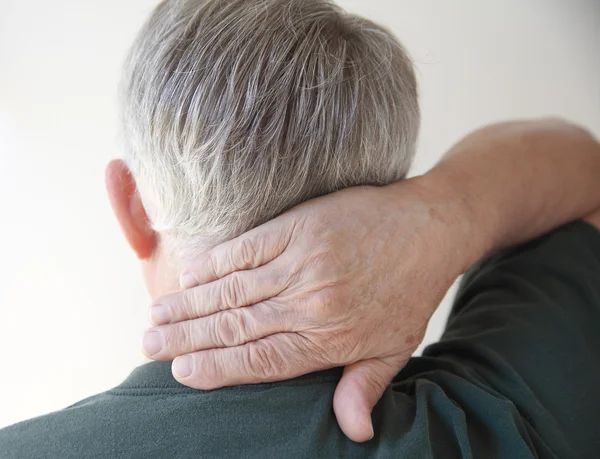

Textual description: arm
[418,118,600,269]
[146,118,600,442]
[428,220,600,458]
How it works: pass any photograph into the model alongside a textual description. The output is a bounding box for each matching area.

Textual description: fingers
[150,262,287,325]
[143,302,295,359]
[333,357,405,443]
[170,333,322,390]
[179,216,298,288]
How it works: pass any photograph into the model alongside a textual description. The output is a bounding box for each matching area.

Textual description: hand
[144,177,476,442]
[143,119,600,442]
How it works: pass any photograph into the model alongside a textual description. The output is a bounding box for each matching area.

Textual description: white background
[1,0,599,428]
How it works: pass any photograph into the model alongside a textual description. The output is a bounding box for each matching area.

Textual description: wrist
[398,171,496,274]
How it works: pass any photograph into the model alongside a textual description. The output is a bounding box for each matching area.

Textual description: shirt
[1,221,599,459]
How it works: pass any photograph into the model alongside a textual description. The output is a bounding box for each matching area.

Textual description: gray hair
[120,0,420,262]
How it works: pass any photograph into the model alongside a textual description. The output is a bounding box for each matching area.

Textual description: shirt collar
[115,360,344,391]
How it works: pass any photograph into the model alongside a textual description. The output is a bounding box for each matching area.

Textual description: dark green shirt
[2,221,599,458]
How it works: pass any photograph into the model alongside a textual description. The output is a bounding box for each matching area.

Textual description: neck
[142,255,183,300]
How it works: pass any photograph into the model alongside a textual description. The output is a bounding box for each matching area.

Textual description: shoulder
[461,220,600,291]
[0,393,109,459]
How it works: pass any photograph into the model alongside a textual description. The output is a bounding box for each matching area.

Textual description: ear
[105,159,157,260]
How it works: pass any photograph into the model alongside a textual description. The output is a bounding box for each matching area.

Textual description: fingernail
[149,305,171,325]
[180,272,198,289]
[172,355,193,378]
[369,422,374,440]
[142,330,164,357]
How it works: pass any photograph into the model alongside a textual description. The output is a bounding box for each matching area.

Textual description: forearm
[405,119,600,273]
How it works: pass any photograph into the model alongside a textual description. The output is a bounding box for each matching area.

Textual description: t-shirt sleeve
[421,221,600,457]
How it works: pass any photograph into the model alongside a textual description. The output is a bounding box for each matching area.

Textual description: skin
[107,118,600,443]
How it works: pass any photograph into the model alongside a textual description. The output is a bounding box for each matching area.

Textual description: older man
[2,0,600,458]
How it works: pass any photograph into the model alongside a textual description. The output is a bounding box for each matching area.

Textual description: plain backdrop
[1,0,599,428]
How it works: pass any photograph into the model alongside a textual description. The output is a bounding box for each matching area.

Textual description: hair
[120,0,420,262]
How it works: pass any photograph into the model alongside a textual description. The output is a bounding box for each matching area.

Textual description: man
[2,0,600,458]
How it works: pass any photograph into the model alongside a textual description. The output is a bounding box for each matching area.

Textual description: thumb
[333,357,403,443]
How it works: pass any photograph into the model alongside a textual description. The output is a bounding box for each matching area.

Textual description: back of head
[121,0,420,263]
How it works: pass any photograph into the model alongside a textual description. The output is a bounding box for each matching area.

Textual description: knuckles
[192,353,223,390]
[162,322,196,355]
[235,238,259,269]
[205,252,219,281]
[180,289,201,320]
[221,273,246,309]
[213,310,248,347]
[293,246,352,323]
[244,341,282,379]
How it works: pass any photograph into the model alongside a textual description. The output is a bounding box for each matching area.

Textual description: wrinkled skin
[145,178,475,442]
[141,119,600,443]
